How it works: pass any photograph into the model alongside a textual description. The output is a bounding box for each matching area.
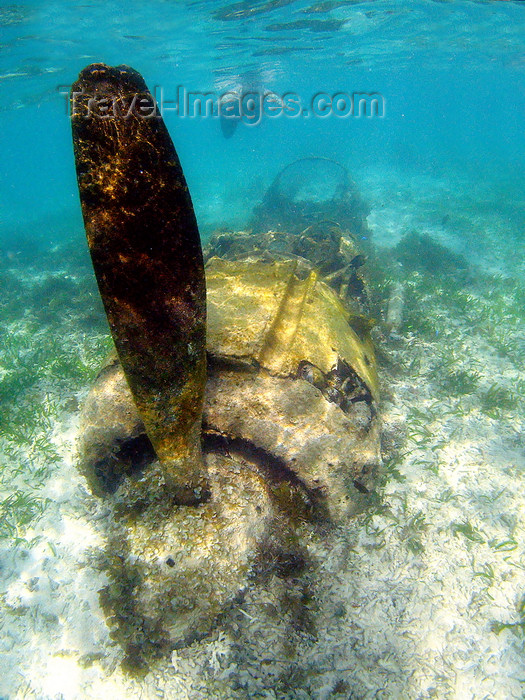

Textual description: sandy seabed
[0,167,524,699]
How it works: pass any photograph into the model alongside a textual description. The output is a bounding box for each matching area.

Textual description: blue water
[1,0,524,243]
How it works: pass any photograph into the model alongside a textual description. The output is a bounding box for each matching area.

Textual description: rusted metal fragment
[205,258,298,366]
[206,258,378,399]
[71,63,206,502]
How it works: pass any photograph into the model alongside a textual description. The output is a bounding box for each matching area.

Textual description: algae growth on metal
[71,63,207,504]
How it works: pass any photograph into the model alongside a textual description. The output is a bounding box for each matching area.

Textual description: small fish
[350,254,366,269]
[353,480,369,494]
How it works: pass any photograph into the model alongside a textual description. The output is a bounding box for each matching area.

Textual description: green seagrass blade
[71,63,207,504]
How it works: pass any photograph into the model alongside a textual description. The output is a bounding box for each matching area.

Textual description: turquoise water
[1,2,525,699]
[1,0,524,240]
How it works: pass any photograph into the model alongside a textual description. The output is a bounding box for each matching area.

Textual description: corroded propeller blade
[71,63,207,503]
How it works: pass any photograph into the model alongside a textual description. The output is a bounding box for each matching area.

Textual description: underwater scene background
[0,1,524,698]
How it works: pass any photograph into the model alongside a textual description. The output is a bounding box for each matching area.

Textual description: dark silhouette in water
[217,69,263,138]
[220,108,240,138]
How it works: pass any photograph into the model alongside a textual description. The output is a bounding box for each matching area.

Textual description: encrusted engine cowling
[80,256,380,521]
